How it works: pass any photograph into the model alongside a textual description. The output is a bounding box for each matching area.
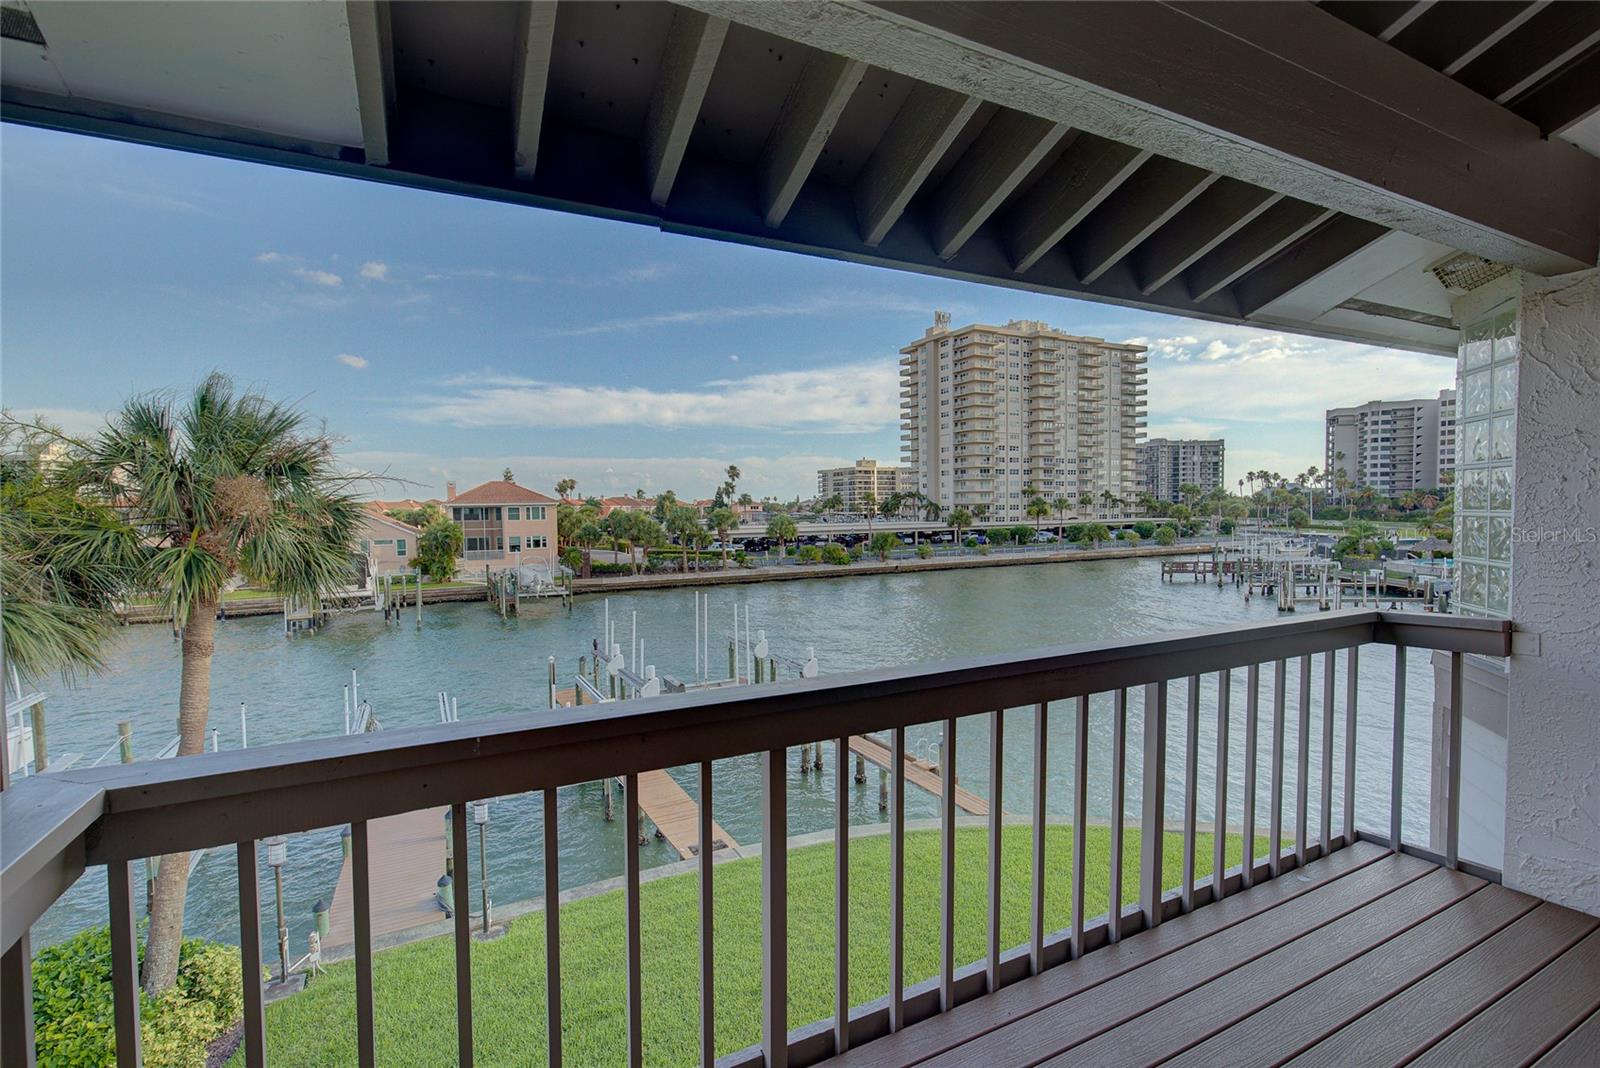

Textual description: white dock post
[631,612,637,673]
[344,685,351,736]
[240,702,248,748]
[693,594,701,681]
[351,670,359,718]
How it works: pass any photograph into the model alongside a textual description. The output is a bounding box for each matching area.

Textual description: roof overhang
[5,0,1597,357]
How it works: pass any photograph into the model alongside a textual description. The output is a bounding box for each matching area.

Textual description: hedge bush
[822,544,851,565]
[32,925,248,1068]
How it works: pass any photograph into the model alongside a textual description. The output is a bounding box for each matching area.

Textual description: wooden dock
[325,806,447,948]
[849,734,992,816]
[629,768,738,859]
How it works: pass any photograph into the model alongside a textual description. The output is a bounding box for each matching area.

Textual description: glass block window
[1454,301,1517,619]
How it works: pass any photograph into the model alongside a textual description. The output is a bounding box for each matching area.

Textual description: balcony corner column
[1499,267,1600,914]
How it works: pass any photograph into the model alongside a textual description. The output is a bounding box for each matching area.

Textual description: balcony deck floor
[825,842,1600,1068]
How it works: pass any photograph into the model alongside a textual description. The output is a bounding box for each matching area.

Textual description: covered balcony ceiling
[3,1,1597,356]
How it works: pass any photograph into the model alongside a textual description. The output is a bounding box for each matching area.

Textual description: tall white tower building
[900,313,1148,522]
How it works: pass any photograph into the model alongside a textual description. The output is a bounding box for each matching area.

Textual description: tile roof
[449,480,559,505]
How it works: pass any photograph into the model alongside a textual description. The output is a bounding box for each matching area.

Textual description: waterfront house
[445,480,558,575]
[355,505,421,579]
[3,4,1597,1068]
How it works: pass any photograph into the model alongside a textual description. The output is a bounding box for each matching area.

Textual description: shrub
[846,544,864,562]
[822,543,851,565]
[1133,521,1156,539]
[978,543,991,556]
[797,545,823,564]
[32,926,248,1068]
[1122,530,1141,548]
[1155,524,1178,546]
[1063,524,1086,544]
[733,550,749,567]
[916,545,933,559]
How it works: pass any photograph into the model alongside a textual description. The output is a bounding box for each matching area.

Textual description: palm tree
[574,520,603,577]
[863,491,878,545]
[766,512,798,556]
[0,418,142,681]
[667,505,700,572]
[1026,495,1050,530]
[707,506,737,569]
[1077,491,1094,517]
[919,494,944,523]
[502,467,515,482]
[79,375,361,996]
[949,506,972,546]
[722,464,742,503]
[555,477,577,500]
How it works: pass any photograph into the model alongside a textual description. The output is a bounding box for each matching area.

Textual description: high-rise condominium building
[815,458,915,512]
[1324,389,1453,497]
[1139,438,1226,503]
[1437,388,1457,480]
[900,312,1147,522]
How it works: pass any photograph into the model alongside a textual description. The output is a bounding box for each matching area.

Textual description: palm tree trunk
[142,594,217,995]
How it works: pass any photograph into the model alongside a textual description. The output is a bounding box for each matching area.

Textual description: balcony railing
[0,612,1509,1068]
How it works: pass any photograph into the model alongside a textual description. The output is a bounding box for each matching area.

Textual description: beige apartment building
[445,480,559,572]
[815,458,915,511]
[1325,390,1452,497]
[1138,438,1226,503]
[900,312,1147,521]
[356,506,422,577]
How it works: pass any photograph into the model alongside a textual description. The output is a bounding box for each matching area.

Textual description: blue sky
[1,122,1456,501]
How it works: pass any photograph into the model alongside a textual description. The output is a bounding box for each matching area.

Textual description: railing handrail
[1,609,1509,954]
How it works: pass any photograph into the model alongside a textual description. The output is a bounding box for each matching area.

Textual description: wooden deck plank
[1164,882,1539,1068]
[1289,901,1600,1068]
[630,768,736,860]
[918,854,1437,1067]
[850,734,990,816]
[1532,1005,1600,1067]
[825,840,1392,1068]
[1056,869,1498,1068]
[326,806,448,947]
[1408,927,1600,1067]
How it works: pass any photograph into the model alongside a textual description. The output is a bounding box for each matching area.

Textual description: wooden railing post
[889,726,907,1029]
[833,741,849,1055]
[1295,654,1312,867]
[761,749,788,1068]
[1109,689,1128,941]
[1391,646,1406,851]
[1139,682,1167,929]
[451,803,474,1067]
[1270,660,1287,878]
[1242,664,1259,889]
[1070,696,1088,959]
[1445,651,1464,870]
[544,791,564,1068]
[237,843,265,1068]
[987,709,1004,993]
[939,717,958,1011]
[108,860,142,1068]
[352,822,376,1068]
[1212,669,1230,901]
[1181,675,1200,912]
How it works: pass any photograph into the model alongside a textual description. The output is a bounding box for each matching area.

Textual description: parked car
[1033,531,1058,543]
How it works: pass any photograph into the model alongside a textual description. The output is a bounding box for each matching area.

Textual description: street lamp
[472,800,491,933]
[264,836,289,982]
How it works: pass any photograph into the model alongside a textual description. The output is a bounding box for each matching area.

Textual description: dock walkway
[849,734,992,816]
[629,768,738,859]
[325,805,447,948]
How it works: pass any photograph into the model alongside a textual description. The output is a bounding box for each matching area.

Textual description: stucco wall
[1505,268,1600,914]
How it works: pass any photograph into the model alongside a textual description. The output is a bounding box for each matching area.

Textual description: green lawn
[243,824,1252,1067]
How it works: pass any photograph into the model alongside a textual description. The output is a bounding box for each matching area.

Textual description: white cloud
[551,291,937,336]
[408,361,898,434]
[728,353,740,362]
[293,268,343,287]
[255,251,285,263]
[359,261,389,281]
[336,353,369,369]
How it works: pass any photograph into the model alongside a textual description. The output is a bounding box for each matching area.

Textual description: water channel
[30,557,1460,955]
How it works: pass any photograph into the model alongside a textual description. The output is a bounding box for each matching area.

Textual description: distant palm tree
[667,505,700,572]
[1078,491,1094,517]
[79,374,362,996]
[949,506,972,546]
[1027,495,1050,530]
[555,477,577,500]
[502,467,515,482]
[863,491,879,544]
[766,513,798,556]
[1052,496,1071,525]
[707,506,737,569]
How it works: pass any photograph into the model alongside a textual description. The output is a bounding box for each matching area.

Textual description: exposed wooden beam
[1235,215,1390,316]
[644,9,729,207]
[683,0,1600,274]
[1509,46,1600,137]
[1317,2,1434,39]
[1416,1,1547,77]
[855,82,979,246]
[761,52,865,228]
[1375,0,1436,41]
[1004,134,1149,273]
[346,0,395,167]
[511,1,559,180]
[1133,179,1282,295]
[1455,3,1600,103]
[1186,199,1335,303]
[929,110,1067,261]
[1064,157,1217,285]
